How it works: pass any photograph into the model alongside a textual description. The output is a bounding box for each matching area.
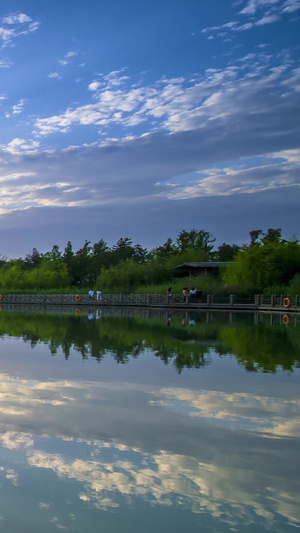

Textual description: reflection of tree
[219,324,300,372]
[0,311,299,372]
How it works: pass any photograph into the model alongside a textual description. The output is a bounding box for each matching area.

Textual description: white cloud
[282,0,300,11]
[255,13,281,23]
[32,57,296,138]
[0,58,296,213]
[88,81,102,91]
[5,98,25,118]
[0,12,39,47]
[232,21,254,30]
[239,0,280,15]
[12,98,25,114]
[48,72,61,79]
[65,51,77,58]
[0,431,34,450]
[1,137,40,154]
[57,51,78,67]
[0,58,12,68]
[202,0,298,38]
[2,13,32,25]
[0,56,298,246]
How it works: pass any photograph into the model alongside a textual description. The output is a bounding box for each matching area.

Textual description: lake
[0,306,299,532]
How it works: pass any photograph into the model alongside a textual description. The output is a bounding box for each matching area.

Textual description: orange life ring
[75,294,81,302]
[282,314,289,325]
[283,297,291,308]
[75,308,81,315]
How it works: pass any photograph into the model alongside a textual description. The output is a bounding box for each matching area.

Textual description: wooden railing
[0,293,298,310]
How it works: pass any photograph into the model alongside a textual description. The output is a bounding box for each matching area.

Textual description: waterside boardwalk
[0,293,299,313]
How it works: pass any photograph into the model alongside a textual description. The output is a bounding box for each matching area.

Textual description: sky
[0,0,299,258]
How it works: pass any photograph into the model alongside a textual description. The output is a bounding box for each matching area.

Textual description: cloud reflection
[25,438,299,528]
[0,372,298,528]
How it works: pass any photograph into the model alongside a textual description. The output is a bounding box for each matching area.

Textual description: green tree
[90,239,110,283]
[150,238,178,262]
[223,239,300,290]
[216,243,240,262]
[261,228,283,244]
[63,241,75,284]
[25,259,70,289]
[111,237,135,264]
[44,245,62,261]
[73,241,92,285]
[133,244,149,264]
[25,248,42,269]
[249,230,262,246]
[176,229,215,254]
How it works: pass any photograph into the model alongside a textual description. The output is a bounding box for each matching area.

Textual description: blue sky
[0,0,299,257]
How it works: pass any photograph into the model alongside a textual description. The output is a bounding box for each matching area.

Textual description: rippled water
[0,306,299,532]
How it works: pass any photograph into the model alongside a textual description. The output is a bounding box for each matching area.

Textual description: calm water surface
[0,306,299,532]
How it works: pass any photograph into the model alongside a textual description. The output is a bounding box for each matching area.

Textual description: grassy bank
[134,276,245,296]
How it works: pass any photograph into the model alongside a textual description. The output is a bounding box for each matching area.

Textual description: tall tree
[90,239,110,282]
[112,237,135,264]
[44,245,62,261]
[25,248,42,269]
[261,228,282,244]
[150,238,177,262]
[73,241,92,285]
[63,241,75,283]
[176,229,215,254]
[133,244,149,264]
[216,243,240,262]
[249,230,262,246]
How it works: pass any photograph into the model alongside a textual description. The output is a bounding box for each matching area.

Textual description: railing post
[271,294,275,307]
[207,294,210,305]
[254,294,260,306]
[229,294,235,306]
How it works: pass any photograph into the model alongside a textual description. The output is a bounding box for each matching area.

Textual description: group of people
[183,287,203,302]
[167,287,203,303]
[88,289,102,301]
[88,287,203,303]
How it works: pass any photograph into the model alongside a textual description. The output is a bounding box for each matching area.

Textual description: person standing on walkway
[183,288,190,303]
[167,287,172,303]
[196,288,203,302]
[96,289,102,301]
[88,289,94,301]
[190,287,197,303]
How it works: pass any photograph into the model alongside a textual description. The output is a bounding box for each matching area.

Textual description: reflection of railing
[0,293,299,311]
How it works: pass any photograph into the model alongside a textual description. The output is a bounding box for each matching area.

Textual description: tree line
[0,227,299,293]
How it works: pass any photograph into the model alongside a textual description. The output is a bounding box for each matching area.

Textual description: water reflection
[0,307,299,531]
[0,306,299,372]
[0,375,299,531]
